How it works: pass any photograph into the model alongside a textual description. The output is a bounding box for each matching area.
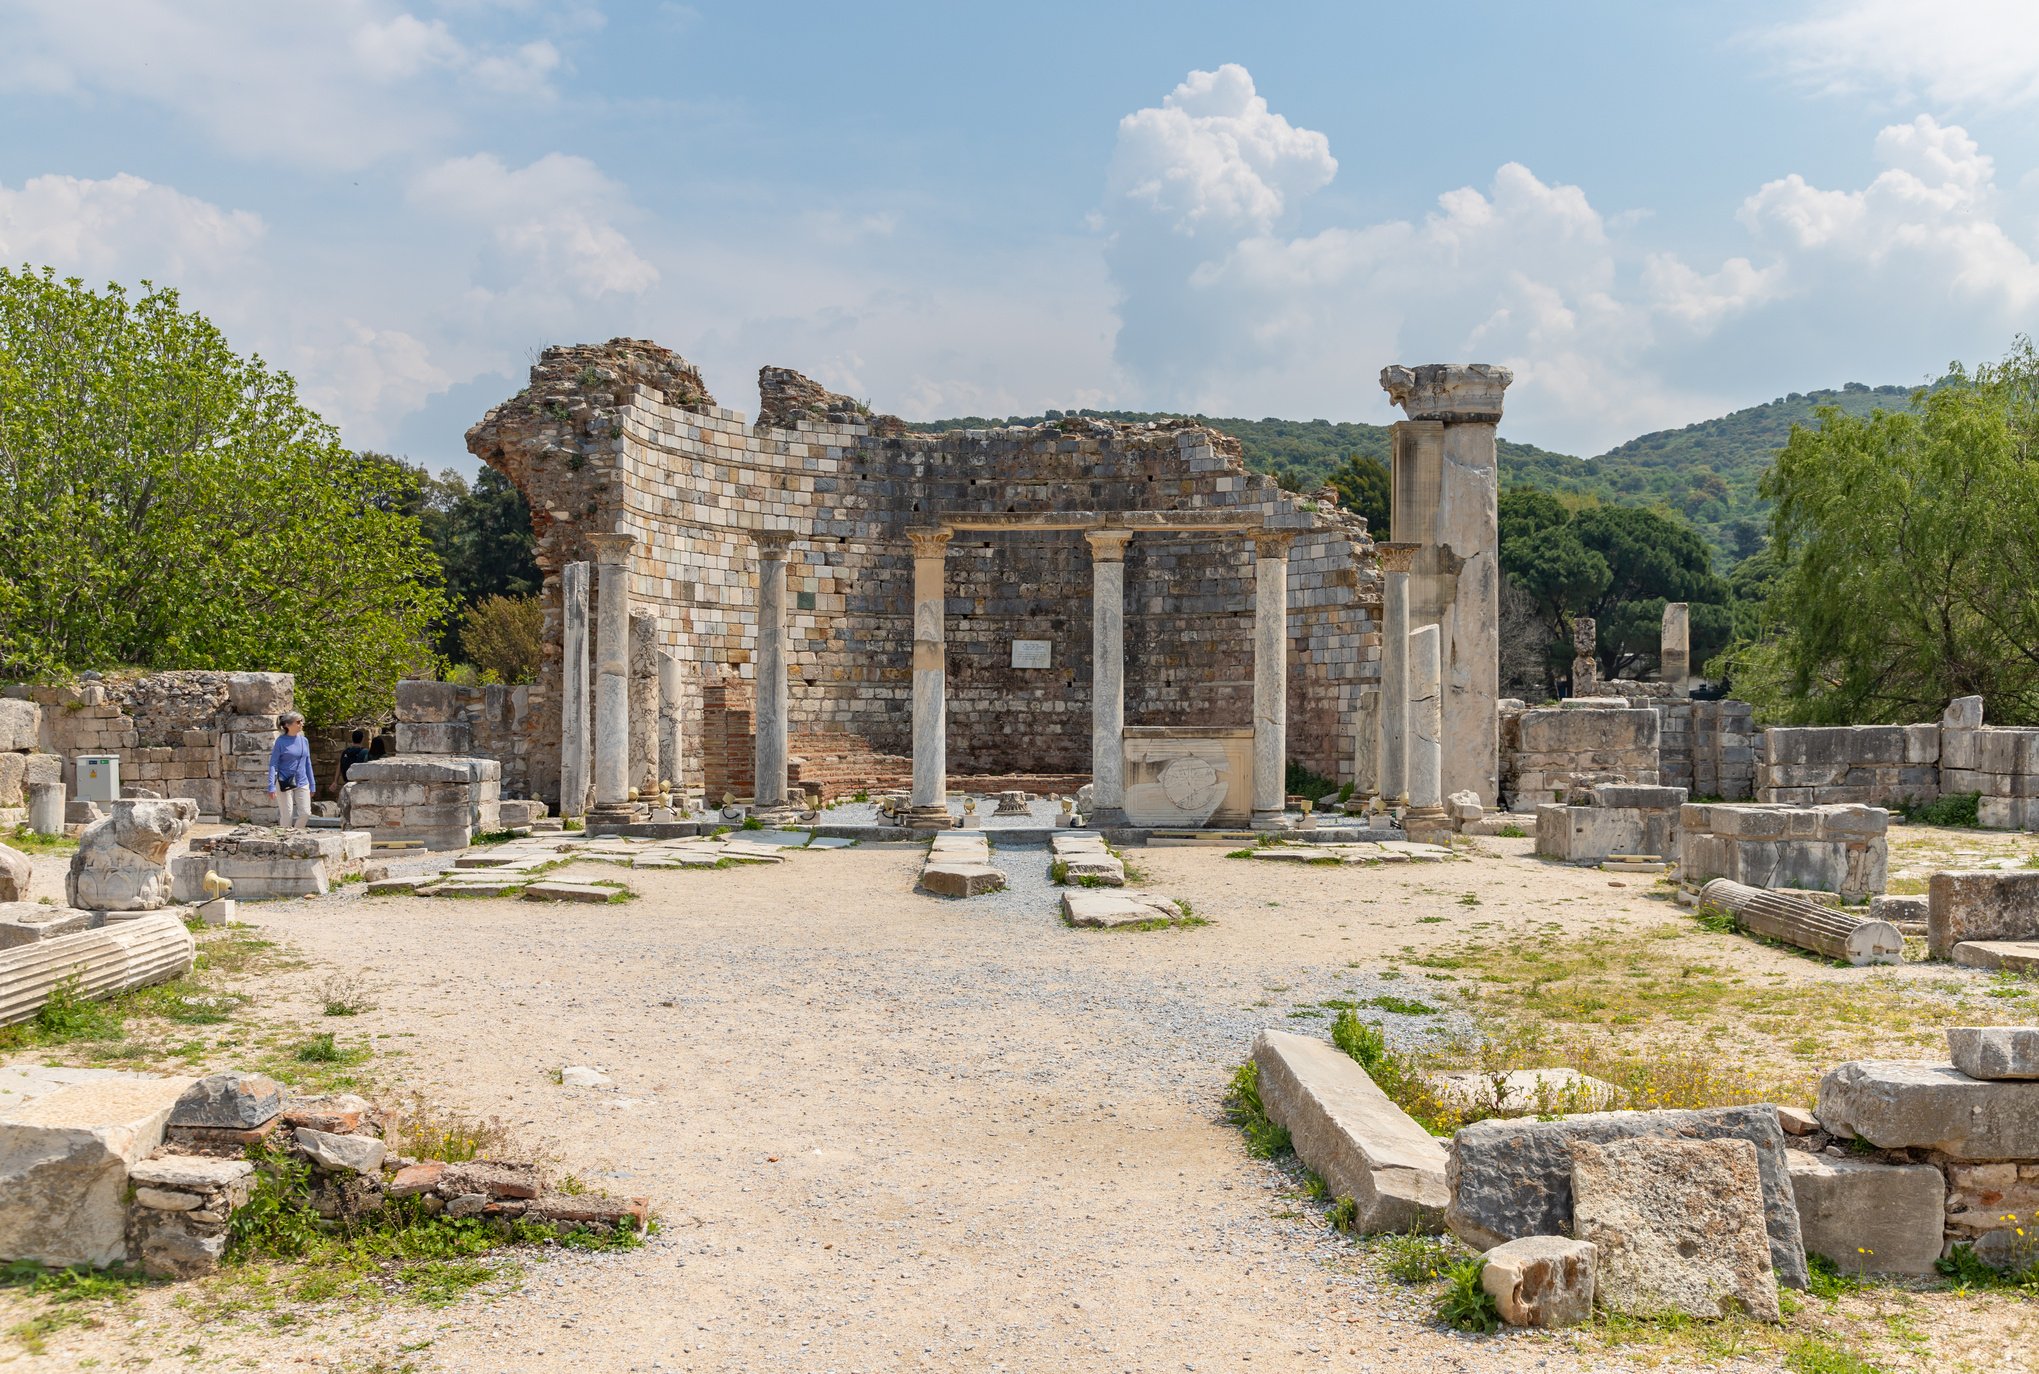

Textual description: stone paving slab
[920,863,1005,898]
[1952,940,2039,972]
[522,881,621,904]
[1061,892,1184,927]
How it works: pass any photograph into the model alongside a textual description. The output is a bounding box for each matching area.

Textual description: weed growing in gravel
[1049,859,1070,884]
[1781,1332,1890,1374]
[3,824,76,855]
[386,1094,517,1164]
[1373,1233,1464,1283]
[1434,1256,1500,1333]
[1325,1196,1359,1233]
[1363,995,1437,1016]
[1224,1062,1291,1159]
[1495,824,1528,839]
[318,976,374,1017]
[1,1260,147,1353]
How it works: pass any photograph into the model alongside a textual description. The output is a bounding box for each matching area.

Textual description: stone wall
[0,698,57,814]
[390,681,535,799]
[1,673,294,822]
[1655,699,1759,801]
[468,341,1382,811]
[1499,701,1660,809]
[1756,699,2039,829]
[1680,802,1889,901]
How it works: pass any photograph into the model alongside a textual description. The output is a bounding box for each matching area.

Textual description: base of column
[1403,806,1452,846]
[1085,806,1129,829]
[902,805,955,830]
[584,801,646,838]
[748,805,809,829]
[1250,809,1292,831]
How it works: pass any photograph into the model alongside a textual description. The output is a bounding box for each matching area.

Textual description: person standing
[269,711,315,829]
[338,729,372,793]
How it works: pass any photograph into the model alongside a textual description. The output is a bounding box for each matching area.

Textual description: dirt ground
[5,830,2038,1373]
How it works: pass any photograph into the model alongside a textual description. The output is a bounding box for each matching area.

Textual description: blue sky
[4,1,2037,472]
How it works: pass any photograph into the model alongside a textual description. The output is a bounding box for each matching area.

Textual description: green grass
[1373,1233,1464,1284]
[1782,1333,1890,1374]
[3,823,77,855]
[1434,1256,1500,1333]
[1363,994,1438,1016]
[1,1260,146,1353]
[1495,824,1528,839]
[1225,1062,1291,1159]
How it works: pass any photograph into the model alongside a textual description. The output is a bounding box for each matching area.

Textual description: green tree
[0,268,448,722]
[1326,453,1391,533]
[458,594,545,684]
[401,463,540,657]
[1731,341,2039,724]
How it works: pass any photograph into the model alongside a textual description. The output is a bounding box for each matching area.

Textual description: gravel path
[11,838,1667,1372]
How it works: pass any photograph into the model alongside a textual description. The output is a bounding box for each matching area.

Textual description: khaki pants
[276,785,311,830]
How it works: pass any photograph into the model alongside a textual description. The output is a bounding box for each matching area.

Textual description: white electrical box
[75,755,120,803]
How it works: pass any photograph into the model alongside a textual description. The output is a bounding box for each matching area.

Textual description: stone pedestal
[1382,364,1511,806]
[752,532,792,810]
[1404,624,1450,844]
[1661,602,1691,693]
[905,529,954,829]
[1251,531,1293,828]
[587,533,636,822]
[1086,530,1132,827]
[1378,544,1417,809]
[25,780,64,837]
[559,561,591,818]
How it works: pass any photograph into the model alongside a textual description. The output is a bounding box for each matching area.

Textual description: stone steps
[919,834,1004,898]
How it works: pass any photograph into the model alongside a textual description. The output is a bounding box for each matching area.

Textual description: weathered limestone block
[395,722,474,755]
[0,903,94,948]
[1060,891,1184,927]
[1251,1029,1448,1235]
[1786,1152,1945,1275]
[0,1074,192,1267]
[295,1126,386,1175]
[1572,1136,1780,1321]
[1929,871,2039,959]
[1817,1060,2039,1159]
[0,698,39,752]
[1680,802,1888,901]
[920,864,1004,898]
[394,679,463,724]
[225,673,293,716]
[1480,1235,1595,1328]
[66,799,197,911]
[1446,1105,1808,1287]
[0,843,27,903]
[170,1073,282,1130]
[1947,1027,2039,1081]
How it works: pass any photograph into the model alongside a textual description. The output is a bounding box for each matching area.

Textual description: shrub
[1434,1256,1500,1333]
[1900,791,1982,828]
[1225,1062,1291,1159]
[458,594,544,686]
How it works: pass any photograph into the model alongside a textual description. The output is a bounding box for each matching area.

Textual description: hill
[914,383,1919,566]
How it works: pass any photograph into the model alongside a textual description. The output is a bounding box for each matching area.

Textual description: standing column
[905,528,954,829]
[1661,602,1691,694]
[629,608,661,795]
[1352,686,1381,810]
[587,532,636,815]
[1085,530,1132,827]
[658,644,683,804]
[1377,542,1417,810]
[753,531,792,810]
[559,561,592,818]
[1570,616,1599,698]
[1381,364,1512,806]
[1404,624,1449,843]
[1251,530,1293,827]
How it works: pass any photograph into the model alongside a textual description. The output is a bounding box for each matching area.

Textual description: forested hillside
[916,383,1917,564]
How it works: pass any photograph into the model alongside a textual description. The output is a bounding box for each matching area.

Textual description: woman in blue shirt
[268,711,316,830]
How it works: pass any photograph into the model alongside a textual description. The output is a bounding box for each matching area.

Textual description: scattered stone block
[1060,892,1185,927]
[1947,1027,2039,1081]
[280,1094,374,1135]
[1869,894,1928,927]
[388,1162,445,1197]
[1446,1105,1808,1287]
[1480,1235,1596,1328]
[0,843,27,903]
[134,1186,200,1211]
[445,1193,488,1218]
[438,1160,543,1199]
[0,697,39,752]
[559,1066,609,1087]
[170,1073,282,1130]
[128,1155,255,1194]
[1571,1135,1781,1321]
[1951,940,2039,973]
[1775,1105,1820,1136]
[366,876,425,896]
[0,1073,192,1267]
[522,881,620,904]
[139,1225,225,1279]
[294,1126,385,1175]
[1786,1152,1945,1275]
[0,902,94,949]
[1818,1060,2039,1158]
[1929,871,2039,959]
[1250,1029,1447,1234]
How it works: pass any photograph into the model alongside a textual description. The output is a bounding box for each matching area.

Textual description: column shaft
[1086,531,1132,825]
[658,646,683,800]
[588,533,636,809]
[907,529,953,825]
[1408,624,1444,810]
[559,561,591,817]
[1379,564,1412,807]
[753,533,792,808]
[1251,532,1292,825]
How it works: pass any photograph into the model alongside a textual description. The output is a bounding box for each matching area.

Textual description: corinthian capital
[1379,364,1512,423]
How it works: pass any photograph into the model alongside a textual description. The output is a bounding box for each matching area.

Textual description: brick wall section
[469,340,1382,810]
[699,679,755,800]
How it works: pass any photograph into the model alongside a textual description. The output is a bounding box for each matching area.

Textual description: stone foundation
[1679,802,1889,901]
[1535,784,1687,864]
[1501,702,1659,809]
[340,757,502,850]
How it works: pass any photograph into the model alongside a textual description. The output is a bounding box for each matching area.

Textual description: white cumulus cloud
[408,153,660,298]
[1753,0,2039,112]
[0,172,264,282]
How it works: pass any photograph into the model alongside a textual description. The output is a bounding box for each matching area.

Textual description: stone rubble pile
[1248,1022,2039,1329]
[0,1069,649,1280]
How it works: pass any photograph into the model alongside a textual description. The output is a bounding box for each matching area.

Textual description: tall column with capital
[1251,529,1293,826]
[905,528,954,828]
[1376,542,1418,810]
[559,561,592,818]
[1381,363,1513,806]
[1086,529,1132,826]
[752,532,793,810]
[587,532,637,813]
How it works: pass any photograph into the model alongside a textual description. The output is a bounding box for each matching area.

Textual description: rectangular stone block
[396,722,474,755]
[0,1074,193,1267]
[0,698,40,753]
[1929,871,2039,959]
[1252,1029,1447,1235]
[394,679,465,723]
[1947,1026,2039,1081]
[1786,1153,1945,1276]
[1817,1060,2039,1159]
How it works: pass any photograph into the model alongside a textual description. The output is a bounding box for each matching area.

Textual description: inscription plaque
[1011,639,1052,669]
